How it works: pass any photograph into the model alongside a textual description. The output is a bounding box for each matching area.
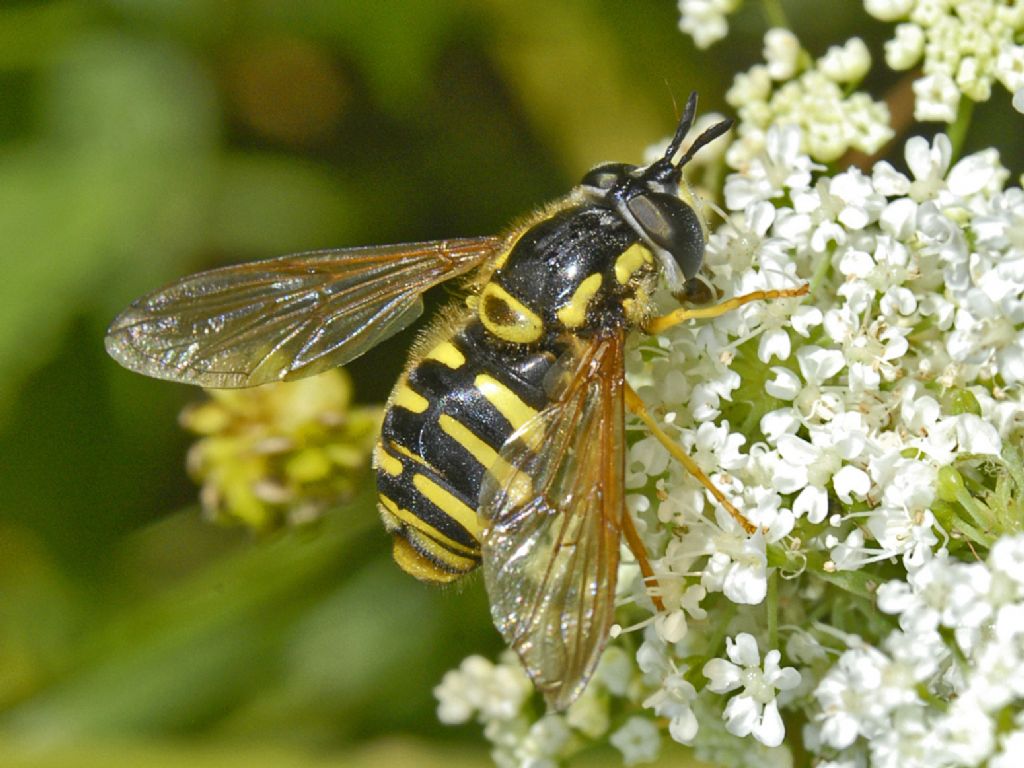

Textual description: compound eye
[580,162,634,190]
[625,192,705,280]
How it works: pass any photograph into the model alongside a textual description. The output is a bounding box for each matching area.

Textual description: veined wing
[105,237,500,388]
[479,333,625,710]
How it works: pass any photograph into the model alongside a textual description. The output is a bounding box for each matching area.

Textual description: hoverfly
[106,93,807,710]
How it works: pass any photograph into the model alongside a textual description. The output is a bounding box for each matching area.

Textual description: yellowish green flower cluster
[180,369,380,532]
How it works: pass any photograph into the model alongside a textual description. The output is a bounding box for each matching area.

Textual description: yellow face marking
[412,473,482,539]
[378,494,478,556]
[392,381,429,413]
[614,243,654,285]
[424,341,466,369]
[555,272,603,329]
[439,414,533,509]
[479,283,544,344]
[374,443,404,477]
[474,373,541,449]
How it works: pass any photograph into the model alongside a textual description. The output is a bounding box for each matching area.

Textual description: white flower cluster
[435,653,533,727]
[435,7,1024,767]
[435,648,651,766]
[703,633,801,748]
[677,0,742,49]
[620,125,1024,763]
[725,30,892,166]
[814,536,1024,767]
[865,0,1024,121]
[437,124,1024,765]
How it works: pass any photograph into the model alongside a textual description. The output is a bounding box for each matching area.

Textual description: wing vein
[480,333,625,710]
[105,237,498,387]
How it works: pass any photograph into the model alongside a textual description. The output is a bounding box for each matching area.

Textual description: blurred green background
[2,2,1018,767]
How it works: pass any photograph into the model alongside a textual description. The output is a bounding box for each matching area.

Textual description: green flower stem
[766,569,779,651]
[915,682,951,712]
[760,0,790,29]
[940,626,971,677]
[931,501,989,551]
[808,248,833,295]
[938,466,999,546]
[947,98,975,162]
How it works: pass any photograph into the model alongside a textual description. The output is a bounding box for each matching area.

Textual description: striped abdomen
[375,320,558,583]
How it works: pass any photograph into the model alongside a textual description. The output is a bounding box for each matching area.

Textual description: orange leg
[633,282,809,532]
[619,284,808,608]
[645,284,809,335]
[620,506,666,612]
[625,384,756,534]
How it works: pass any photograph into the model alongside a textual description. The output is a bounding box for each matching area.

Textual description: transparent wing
[479,333,625,710]
[105,237,499,387]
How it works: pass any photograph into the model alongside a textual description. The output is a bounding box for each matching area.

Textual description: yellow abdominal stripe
[375,443,403,476]
[390,535,464,584]
[392,382,429,413]
[438,414,533,509]
[379,493,478,558]
[556,272,603,328]
[474,373,542,450]
[387,440,442,475]
[412,473,482,539]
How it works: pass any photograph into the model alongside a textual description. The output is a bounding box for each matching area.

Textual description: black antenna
[661,91,699,164]
[675,117,733,168]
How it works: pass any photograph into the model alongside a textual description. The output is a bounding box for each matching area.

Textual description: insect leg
[624,384,756,535]
[644,284,809,335]
[620,506,666,612]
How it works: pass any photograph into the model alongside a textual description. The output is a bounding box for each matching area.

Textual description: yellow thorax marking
[556,272,603,328]
[479,282,544,343]
[614,243,654,285]
[490,228,525,272]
